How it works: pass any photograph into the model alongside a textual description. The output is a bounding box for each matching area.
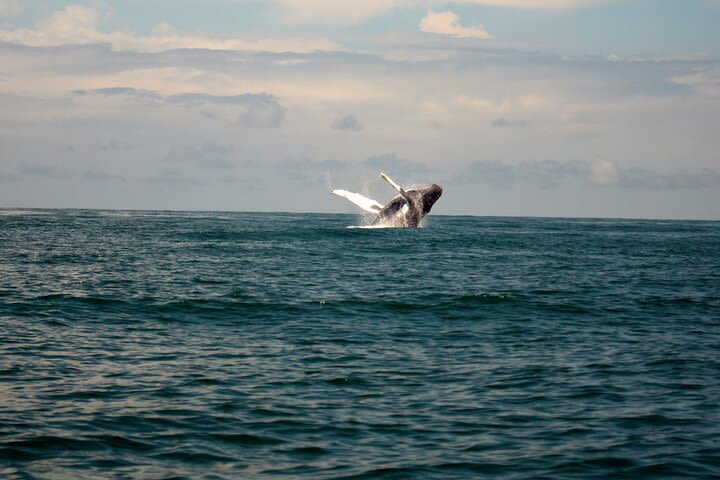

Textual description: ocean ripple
[1,211,719,479]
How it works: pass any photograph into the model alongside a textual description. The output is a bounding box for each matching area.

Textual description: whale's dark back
[373,184,443,227]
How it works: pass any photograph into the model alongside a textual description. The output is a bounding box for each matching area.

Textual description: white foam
[0,210,50,216]
[98,212,132,217]
[347,224,398,229]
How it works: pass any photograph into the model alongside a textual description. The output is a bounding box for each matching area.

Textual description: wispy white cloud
[671,69,720,97]
[74,88,287,128]
[0,5,337,52]
[419,11,492,39]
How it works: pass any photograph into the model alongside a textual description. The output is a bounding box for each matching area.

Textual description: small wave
[333,466,423,479]
[152,448,235,464]
[325,376,370,387]
[0,209,50,216]
[319,293,511,314]
[97,211,133,217]
[96,435,153,451]
[638,295,696,306]
[211,432,284,446]
[4,435,99,452]
[34,294,129,307]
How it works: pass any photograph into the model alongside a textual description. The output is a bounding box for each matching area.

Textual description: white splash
[346,224,395,229]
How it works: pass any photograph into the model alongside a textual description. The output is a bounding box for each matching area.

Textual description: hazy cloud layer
[457,160,720,190]
[364,154,430,181]
[0,3,719,218]
[18,164,73,180]
[15,164,124,182]
[74,88,286,128]
[99,139,138,152]
[0,5,337,52]
[164,142,237,170]
[492,117,527,128]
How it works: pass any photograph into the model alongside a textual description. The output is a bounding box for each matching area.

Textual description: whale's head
[420,184,443,214]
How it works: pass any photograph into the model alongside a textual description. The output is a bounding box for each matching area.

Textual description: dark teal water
[1,210,719,479]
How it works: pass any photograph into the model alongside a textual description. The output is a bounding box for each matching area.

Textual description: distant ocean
[1,209,719,479]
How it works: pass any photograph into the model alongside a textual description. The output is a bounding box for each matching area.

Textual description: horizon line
[1,206,718,223]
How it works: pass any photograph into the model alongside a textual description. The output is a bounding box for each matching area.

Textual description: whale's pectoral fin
[380,172,402,192]
[380,172,412,202]
[331,189,383,213]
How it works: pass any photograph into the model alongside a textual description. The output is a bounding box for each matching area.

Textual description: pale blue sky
[1,1,719,218]
[10,0,720,55]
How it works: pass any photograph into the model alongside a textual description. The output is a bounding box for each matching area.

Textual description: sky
[1,0,719,219]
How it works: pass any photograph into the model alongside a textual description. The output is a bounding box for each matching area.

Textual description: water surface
[1,210,719,479]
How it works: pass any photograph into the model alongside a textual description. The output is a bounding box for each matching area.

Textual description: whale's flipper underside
[331,189,383,213]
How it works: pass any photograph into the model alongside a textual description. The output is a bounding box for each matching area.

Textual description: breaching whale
[332,172,443,228]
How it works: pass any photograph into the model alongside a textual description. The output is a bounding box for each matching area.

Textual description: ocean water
[1,209,719,479]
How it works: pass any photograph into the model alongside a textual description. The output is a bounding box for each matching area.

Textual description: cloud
[670,69,720,97]
[458,94,554,116]
[590,160,618,185]
[168,93,278,107]
[273,157,350,186]
[99,139,138,151]
[0,169,19,182]
[364,153,429,181]
[459,159,584,188]
[458,160,517,186]
[1,5,718,218]
[141,170,210,187]
[0,0,21,17]
[164,142,237,170]
[276,0,606,25]
[74,87,163,101]
[74,88,286,128]
[457,160,720,190]
[15,164,124,182]
[331,114,364,131]
[492,117,527,127]
[618,167,720,189]
[83,170,126,182]
[18,164,73,180]
[0,5,337,53]
[419,11,492,39]
[237,95,286,128]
